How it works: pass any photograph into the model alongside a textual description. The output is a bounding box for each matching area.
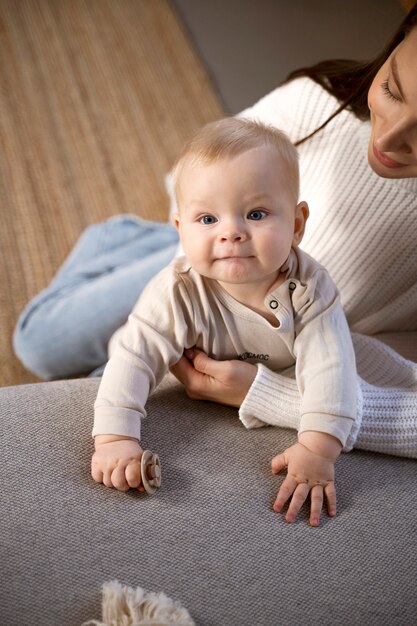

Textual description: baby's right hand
[91,434,144,491]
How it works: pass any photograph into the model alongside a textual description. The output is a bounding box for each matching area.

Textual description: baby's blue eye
[248,209,267,221]
[200,215,217,225]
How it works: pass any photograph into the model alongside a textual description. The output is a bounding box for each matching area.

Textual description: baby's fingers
[125,460,143,491]
[284,483,310,523]
[309,485,324,527]
[273,475,298,513]
[91,457,103,483]
[271,451,288,475]
[324,482,337,517]
[111,464,130,491]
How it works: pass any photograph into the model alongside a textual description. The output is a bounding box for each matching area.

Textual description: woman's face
[368,26,417,179]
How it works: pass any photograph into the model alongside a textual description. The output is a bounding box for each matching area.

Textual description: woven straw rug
[0,0,224,387]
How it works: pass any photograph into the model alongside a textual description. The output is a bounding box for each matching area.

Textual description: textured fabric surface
[0,0,223,387]
[2,376,417,625]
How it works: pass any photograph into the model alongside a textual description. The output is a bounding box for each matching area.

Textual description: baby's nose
[219,217,248,242]
[220,229,247,242]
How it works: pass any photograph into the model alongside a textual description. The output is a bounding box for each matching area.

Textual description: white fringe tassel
[82,580,195,626]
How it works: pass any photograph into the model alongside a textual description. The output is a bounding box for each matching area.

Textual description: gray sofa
[3,2,416,624]
[2,373,417,625]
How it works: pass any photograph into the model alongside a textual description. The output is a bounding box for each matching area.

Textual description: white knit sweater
[236,78,417,458]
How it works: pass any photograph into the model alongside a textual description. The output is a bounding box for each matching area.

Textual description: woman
[14,6,417,458]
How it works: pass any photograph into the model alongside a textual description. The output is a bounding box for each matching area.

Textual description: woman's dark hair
[287,4,417,145]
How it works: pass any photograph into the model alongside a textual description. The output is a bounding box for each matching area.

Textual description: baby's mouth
[216,253,254,260]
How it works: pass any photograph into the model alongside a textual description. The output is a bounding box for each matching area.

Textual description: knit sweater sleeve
[93,266,196,440]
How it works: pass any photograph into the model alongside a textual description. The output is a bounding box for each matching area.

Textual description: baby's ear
[172,213,180,231]
[292,201,309,246]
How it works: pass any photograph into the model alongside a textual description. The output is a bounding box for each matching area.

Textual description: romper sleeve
[291,269,357,446]
[93,267,197,440]
[239,268,357,448]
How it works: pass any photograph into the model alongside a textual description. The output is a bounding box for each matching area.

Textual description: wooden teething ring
[141,450,162,495]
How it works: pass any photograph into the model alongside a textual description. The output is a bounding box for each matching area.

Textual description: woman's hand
[170,347,257,408]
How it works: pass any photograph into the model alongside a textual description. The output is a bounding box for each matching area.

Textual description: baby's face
[174,145,307,290]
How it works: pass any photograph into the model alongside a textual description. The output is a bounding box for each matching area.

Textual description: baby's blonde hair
[172,117,300,205]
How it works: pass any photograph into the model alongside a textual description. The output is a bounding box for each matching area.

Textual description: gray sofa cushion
[2,375,417,625]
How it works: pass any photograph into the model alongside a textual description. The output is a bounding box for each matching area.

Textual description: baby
[92,117,357,526]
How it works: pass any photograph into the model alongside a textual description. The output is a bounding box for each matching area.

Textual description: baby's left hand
[271,433,340,527]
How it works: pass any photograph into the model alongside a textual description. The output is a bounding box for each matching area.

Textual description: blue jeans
[13,215,179,379]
